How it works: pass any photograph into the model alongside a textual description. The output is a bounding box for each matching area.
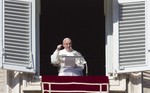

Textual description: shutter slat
[119,19,144,24]
[5,52,30,57]
[5,20,29,26]
[6,55,29,61]
[5,31,29,36]
[120,16,145,21]
[5,44,29,48]
[120,47,145,51]
[120,57,145,62]
[5,48,30,53]
[120,9,144,14]
[120,33,145,37]
[5,24,30,29]
[5,14,30,19]
[5,17,29,22]
[120,40,145,44]
[119,29,144,34]
[5,46,30,51]
[119,43,144,48]
[5,28,30,32]
[5,0,30,5]
[5,42,29,47]
[5,38,29,43]
[5,10,30,15]
[5,34,30,39]
[121,12,145,17]
[5,5,30,9]
[5,59,29,64]
[119,26,145,30]
[5,5,29,11]
[120,36,145,40]
[120,49,145,54]
[120,61,145,66]
[5,4,30,9]
[119,22,144,27]
[120,54,145,58]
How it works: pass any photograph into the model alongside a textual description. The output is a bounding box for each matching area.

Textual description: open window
[0,0,39,73]
[112,0,150,73]
[40,0,105,76]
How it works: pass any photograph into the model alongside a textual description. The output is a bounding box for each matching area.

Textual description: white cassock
[51,49,87,76]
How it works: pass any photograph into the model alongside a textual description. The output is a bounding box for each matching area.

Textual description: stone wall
[0,69,6,93]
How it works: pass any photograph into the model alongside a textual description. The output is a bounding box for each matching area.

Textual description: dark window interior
[40,0,105,76]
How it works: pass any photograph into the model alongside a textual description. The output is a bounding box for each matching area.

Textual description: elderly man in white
[51,37,87,76]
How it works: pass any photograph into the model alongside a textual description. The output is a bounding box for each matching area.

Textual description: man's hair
[63,37,72,43]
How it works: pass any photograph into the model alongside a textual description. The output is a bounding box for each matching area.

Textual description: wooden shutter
[113,0,150,73]
[0,0,36,73]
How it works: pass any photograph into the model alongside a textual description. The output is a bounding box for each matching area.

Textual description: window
[40,0,105,76]
[0,0,39,73]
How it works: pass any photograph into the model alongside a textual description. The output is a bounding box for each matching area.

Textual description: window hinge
[119,66,125,70]
[2,48,5,56]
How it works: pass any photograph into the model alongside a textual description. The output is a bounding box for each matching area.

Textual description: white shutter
[113,0,150,73]
[0,0,36,73]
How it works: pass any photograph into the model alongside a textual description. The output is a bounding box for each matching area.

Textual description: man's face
[63,39,72,51]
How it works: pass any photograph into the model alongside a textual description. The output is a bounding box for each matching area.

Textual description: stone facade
[0,69,150,93]
[0,69,6,93]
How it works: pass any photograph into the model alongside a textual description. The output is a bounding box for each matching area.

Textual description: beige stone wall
[0,69,6,93]
[24,92,41,93]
